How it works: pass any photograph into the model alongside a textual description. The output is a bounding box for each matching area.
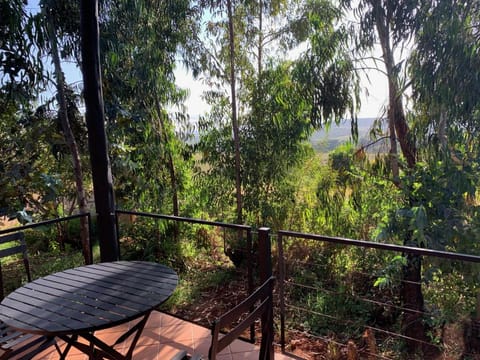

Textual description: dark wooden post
[80,0,119,262]
[258,227,272,281]
[258,227,274,360]
[277,232,286,352]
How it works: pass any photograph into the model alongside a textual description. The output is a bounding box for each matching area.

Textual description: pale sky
[61,60,388,120]
[356,62,390,119]
[28,0,390,121]
[174,63,389,120]
[61,45,390,121]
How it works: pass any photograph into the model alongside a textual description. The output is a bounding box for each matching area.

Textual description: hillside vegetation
[2,0,480,358]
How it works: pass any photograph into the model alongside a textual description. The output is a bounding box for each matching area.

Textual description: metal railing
[5,210,480,357]
[0,213,93,265]
[276,230,480,358]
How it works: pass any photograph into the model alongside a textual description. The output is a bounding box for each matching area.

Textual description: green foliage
[280,155,324,232]
[164,264,237,310]
[0,0,44,101]
[341,0,419,50]
[314,143,402,239]
[196,60,315,228]
[0,105,64,217]
[302,287,374,338]
[293,0,359,132]
[373,255,406,290]
[100,0,196,215]
[241,62,314,227]
[422,263,479,341]
[404,0,480,262]
[40,0,80,50]
[410,0,480,124]
[195,0,360,231]
[117,217,217,270]
[119,219,174,262]
[283,242,393,341]
[30,248,86,279]
[0,19,90,222]
[375,157,480,253]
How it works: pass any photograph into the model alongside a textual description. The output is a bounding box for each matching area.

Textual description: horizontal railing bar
[116,210,252,231]
[0,213,91,236]
[278,230,480,263]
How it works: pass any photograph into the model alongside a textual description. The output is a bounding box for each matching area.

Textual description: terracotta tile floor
[26,311,298,359]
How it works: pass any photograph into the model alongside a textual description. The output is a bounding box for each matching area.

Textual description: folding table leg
[121,312,151,360]
[57,312,152,360]
[58,334,77,360]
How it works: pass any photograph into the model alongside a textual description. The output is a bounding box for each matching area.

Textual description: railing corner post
[258,227,272,282]
[258,227,274,359]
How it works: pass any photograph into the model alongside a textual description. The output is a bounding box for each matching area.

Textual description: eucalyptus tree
[339,0,429,350]
[39,0,91,263]
[196,0,357,230]
[409,0,480,247]
[341,0,480,351]
[0,106,46,215]
[0,0,50,217]
[1,0,74,222]
[100,0,196,217]
[227,0,242,225]
[341,0,418,181]
[197,0,296,226]
[240,62,313,227]
[411,0,480,153]
[236,0,313,225]
[408,0,480,322]
[242,0,358,227]
[196,0,244,224]
[0,0,43,102]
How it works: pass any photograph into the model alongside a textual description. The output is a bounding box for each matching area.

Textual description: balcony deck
[29,311,297,360]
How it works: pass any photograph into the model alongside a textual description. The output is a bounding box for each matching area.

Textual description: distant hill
[309,118,385,152]
[188,117,386,152]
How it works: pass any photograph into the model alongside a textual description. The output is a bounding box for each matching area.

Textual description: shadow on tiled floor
[26,311,298,359]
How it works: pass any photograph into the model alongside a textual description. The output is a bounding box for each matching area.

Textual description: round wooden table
[0,261,178,359]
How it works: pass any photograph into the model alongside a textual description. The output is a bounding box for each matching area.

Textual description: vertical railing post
[247,229,255,343]
[87,212,93,264]
[258,227,272,281]
[114,210,121,260]
[258,227,274,359]
[247,229,253,292]
[277,232,286,353]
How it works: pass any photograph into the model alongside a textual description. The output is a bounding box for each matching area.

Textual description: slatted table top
[0,261,178,337]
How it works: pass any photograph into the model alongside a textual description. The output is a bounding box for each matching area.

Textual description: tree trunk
[227,0,243,225]
[401,253,429,352]
[154,99,180,241]
[387,107,400,186]
[375,6,416,169]
[258,0,263,75]
[154,99,179,217]
[438,110,447,151]
[80,0,119,262]
[373,2,423,353]
[46,10,91,265]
